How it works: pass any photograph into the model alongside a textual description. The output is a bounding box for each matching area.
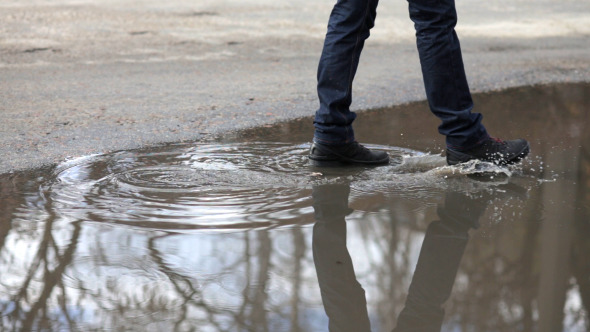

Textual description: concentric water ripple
[35,142,520,231]
[45,143,315,229]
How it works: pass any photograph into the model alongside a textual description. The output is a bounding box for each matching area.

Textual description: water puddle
[1,83,589,331]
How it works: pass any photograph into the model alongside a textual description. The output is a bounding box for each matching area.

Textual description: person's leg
[394,192,481,331]
[310,0,389,167]
[314,0,379,146]
[311,184,371,331]
[408,0,530,165]
[408,0,487,150]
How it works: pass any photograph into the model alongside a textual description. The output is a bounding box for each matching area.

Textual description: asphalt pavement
[1,0,589,173]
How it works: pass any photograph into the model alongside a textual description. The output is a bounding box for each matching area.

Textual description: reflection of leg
[394,192,483,331]
[408,0,487,149]
[312,184,371,332]
[314,0,380,145]
[313,221,371,332]
[394,220,468,331]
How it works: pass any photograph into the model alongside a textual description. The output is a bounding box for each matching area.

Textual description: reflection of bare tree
[115,227,307,332]
[2,189,82,331]
[515,191,542,332]
[146,234,215,331]
[0,173,23,331]
[1,184,315,332]
[570,124,590,332]
[444,183,542,331]
[438,83,590,331]
[289,227,305,332]
[443,150,586,332]
[0,174,19,257]
[1,174,589,332]
[249,231,271,332]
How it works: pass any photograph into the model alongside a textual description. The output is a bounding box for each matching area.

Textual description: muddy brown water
[1,83,589,331]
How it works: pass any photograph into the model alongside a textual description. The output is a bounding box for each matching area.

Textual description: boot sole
[309,143,390,167]
[309,156,390,167]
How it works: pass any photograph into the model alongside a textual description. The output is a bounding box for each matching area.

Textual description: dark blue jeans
[313,0,488,149]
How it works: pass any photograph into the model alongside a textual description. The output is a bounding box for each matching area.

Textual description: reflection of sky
[565,287,587,332]
[1,221,321,329]
[1,198,427,330]
[0,187,426,325]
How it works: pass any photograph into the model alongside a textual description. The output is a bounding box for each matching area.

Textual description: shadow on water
[1,83,589,331]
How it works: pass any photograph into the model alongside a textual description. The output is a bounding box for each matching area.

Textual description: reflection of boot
[394,192,484,332]
[312,183,354,221]
[312,183,371,332]
[436,191,487,231]
[438,183,528,230]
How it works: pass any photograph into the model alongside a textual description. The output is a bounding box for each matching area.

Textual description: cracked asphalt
[1,0,589,173]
